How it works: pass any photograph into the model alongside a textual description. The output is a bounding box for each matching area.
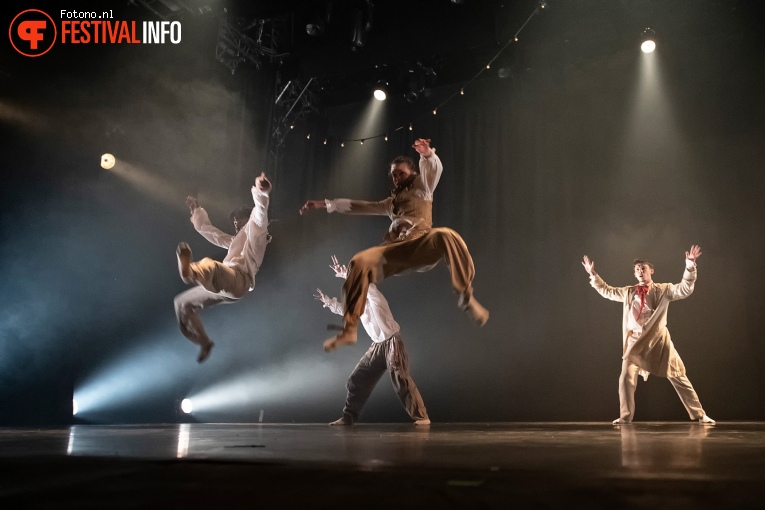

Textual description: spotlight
[306,21,325,36]
[373,81,388,101]
[101,153,115,170]
[641,28,656,53]
[360,139,364,145]
[460,88,464,95]
[306,133,311,139]
[384,135,388,141]
[72,399,78,416]
[181,398,193,414]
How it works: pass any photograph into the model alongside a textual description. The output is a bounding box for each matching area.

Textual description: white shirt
[321,283,400,343]
[190,187,270,289]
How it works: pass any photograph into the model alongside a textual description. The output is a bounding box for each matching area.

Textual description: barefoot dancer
[316,256,429,425]
[301,138,489,352]
[174,173,272,362]
[582,245,715,424]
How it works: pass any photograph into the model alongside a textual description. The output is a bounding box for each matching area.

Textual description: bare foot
[197,341,214,363]
[323,324,358,352]
[176,242,193,284]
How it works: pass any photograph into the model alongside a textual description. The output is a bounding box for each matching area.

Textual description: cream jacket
[590,264,697,378]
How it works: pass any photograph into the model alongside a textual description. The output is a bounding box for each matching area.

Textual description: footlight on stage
[641,28,656,53]
[100,153,116,169]
[72,399,78,416]
[181,398,193,414]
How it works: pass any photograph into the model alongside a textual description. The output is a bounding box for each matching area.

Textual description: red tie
[634,285,650,321]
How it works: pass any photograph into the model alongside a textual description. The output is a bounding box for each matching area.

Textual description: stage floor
[1,422,764,508]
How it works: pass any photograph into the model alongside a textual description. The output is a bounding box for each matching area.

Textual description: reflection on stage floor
[1,422,764,508]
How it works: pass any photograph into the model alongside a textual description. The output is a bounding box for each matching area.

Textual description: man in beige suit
[582,245,715,424]
[300,138,489,352]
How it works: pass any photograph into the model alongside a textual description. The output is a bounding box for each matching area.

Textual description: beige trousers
[342,227,475,328]
[173,258,250,347]
[618,359,706,422]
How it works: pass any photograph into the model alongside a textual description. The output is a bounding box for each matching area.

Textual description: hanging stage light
[306,20,325,36]
[641,28,656,53]
[373,81,388,101]
[101,153,115,170]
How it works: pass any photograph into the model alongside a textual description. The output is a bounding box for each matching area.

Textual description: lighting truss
[129,0,212,21]
[215,15,287,75]
[265,76,320,177]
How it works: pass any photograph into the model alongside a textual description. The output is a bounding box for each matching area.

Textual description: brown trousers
[342,227,475,328]
[342,334,428,422]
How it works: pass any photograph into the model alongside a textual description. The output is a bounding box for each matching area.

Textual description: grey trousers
[342,334,429,422]
[174,257,250,347]
[618,359,706,422]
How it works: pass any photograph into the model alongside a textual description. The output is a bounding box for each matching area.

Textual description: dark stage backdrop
[1,0,763,425]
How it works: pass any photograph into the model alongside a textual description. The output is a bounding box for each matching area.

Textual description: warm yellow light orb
[101,153,116,169]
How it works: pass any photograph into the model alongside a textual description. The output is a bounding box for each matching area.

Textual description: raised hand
[582,255,596,276]
[255,172,272,193]
[329,255,348,279]
[314,288,329,303]
[186,196,199,214]
[299,200,326,215]
[685,244,702,263]
[412,138,433,157]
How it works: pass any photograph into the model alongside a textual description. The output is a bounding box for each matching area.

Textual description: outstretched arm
[188,196,234,249]
[314,288,344,316]
[314,255,349,316]
[583,254,629,302]
[300,197,392,216]
[413,138,443,196]
[668,244,700,301]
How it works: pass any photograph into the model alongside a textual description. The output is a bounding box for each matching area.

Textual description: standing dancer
[582,245,715,424]
[315,256,430,425]
[300,138,489,351]
[174,173,272,363]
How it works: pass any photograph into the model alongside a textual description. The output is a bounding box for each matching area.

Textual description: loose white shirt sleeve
[320,284,400,343]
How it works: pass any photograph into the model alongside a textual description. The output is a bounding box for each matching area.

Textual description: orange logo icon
[9,9,57,57]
